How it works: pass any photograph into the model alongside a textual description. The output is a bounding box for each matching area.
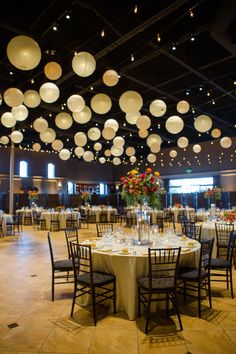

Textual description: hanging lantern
[220,137,232,148]
[149,99,167,117]
[169,150,177,158]
[87,127,101,141]
[111,145,124,157]
[99,157,106,163]
[125,111,141,125]
[138,129,149,138]
[73,106,92,124]
[90,93,112,114]
[44,62,62,80]
[24,90,41,108]
[177,136,189,148]
[104,149,111,157]
[113,157,121,165]
[32,142,41,151]
[94,142,102,151]
[147,134,162,147]
[83,150,94,162]
[193,144,201,153]
[102,127,116,140]
[103,70,119,86]
[52,139,63,151]
[136,115,151,130]
[125,146,135,156]
[147,153,156,163]
[67,94,85,112]
[104,119,119,132]
[113,136,125,148]
[176,100,190,114]
[55,112,73,130]
[72,51,96,77]
[194,115,212,133]
[119,91,143,113]
[150,143,161,153]
[211,128,221,139]
[165,116,184,134]
[39,82,60,103]
[40,128,56,143]
[10,130,23,144]
[12,105,28,121]
[74,132,87,146]
[4,88,24,107]
[0,136,10,145]
[74,146,85,157]
[59,148,71,160]
[1,112,16,127]
[33,117,48,133]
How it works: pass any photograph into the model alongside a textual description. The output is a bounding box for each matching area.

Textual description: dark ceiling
[0,0,236,163]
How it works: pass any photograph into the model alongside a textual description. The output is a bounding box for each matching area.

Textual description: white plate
[119,251,131,255]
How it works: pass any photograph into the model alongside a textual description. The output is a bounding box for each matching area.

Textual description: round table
[1,214,13,236]
[40,211,80,230]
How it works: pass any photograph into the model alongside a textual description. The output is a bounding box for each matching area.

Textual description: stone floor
[0,224,236,354]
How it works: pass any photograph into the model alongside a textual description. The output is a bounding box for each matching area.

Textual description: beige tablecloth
[164,207,195,222]
[40,211,80,230]
[2,214,13,236]
[80,207,117,222]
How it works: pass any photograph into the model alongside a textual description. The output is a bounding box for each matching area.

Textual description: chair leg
[226,269,229,289]
[137,287,141,317]
[113,280,116,314]
[208,277,212,308]
[198,282,201,318]
[173,292,183,331]
[183,281,186,302]
[70,285,77,317]
[166,293,169,316]
[52,273,55,301]
[92,288,97,326]
[145,293,152,334]
[230,269,234,299]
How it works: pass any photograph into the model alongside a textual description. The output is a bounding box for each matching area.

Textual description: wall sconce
[57,181,62,190]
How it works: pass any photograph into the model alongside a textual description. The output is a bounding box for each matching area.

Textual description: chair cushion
[210,258,230,269]
[137,276,175,291]
[78,272,115,286]
[54,259,73,270]
[178,267,208,280]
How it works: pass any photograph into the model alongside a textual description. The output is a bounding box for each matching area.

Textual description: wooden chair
[215,223,234,258]
[50,213,60,231]
[64,227,79,259]
[96,223,113,237]
[182,221,202,241]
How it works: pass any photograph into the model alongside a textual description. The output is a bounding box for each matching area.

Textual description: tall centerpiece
[204,187,222,219]
[28,188,39,208]
[81,191,91,206]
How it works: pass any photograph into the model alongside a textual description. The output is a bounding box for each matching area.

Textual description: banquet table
[1,214,13,236]
[80,207,118,222]
[40,211,80,230]
[164,207,195,222]
[16,209,33,224]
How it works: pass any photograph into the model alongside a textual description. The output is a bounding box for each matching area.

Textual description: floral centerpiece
[28,189,39,201]
[56,205,65,212]
[204,187,222,201]
[81,191,91,203]
[222,211,236,224]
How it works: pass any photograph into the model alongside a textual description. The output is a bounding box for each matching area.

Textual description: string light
[131,54,135,61]
[190,33,195,41]
[157,33,161,42]
[212,99,215,105]
[101,29,105,37]
[9,71,13,75]
[207,91,211,96]
[65,12,70,20]
[134,5,138,14]
[172,43,177,50]
[189,9,194,17]
[31,78,35,84]
[52,23,58,31]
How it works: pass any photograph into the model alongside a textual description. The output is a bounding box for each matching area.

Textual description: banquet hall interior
[0,0,236,353]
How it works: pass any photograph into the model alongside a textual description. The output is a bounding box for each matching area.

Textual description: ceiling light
[101,30,105,37]
[31,78,34,84]
[190,34,195,41]
[189,9,194,17]
[212,99,215,105]
[134,5,138,14]
[131,54,134,61]
[9,71,13,75]
[172,43,177,50]
[52,23,58,31]
[186,89,190,95]
[199,85,203,91]
[157,33,161,42]
[65,12,70,20]
[207,91,211,96]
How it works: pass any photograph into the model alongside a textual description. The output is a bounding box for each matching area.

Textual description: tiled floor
[0,224,236,353]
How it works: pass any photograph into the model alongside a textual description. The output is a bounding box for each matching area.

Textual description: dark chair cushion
[178,267,208,280]
[138,276,175,291]
[78,272,115,286]
[210,258,230,269]
[54,259,73,270]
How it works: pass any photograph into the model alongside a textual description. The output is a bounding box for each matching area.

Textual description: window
[99,183,108,195]
[48,163,55,178]
[169,177,213,194]
[68,181,74,195]
[19,161,28,178]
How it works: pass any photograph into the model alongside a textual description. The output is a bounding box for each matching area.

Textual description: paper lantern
[73,106,92,124]
[169,150,177,158]
[125,111,141,125]
[10,131,23,144]
[113,157,121,165]
[194,115,212,133]
[87,127,101,141]
[149,99,167,117]
[94,142,102,151]
[177,136,189,149]
[44,62,62,80]
[176,100,190,114]
[24,90,41,108]
[12,105,28,121]
[7,35,41,70]
[55,112,73,130]
[74,146,84,157]
[83,150,94,162]
[104,149,111,157]
[147,134,162,147]
[111,145,123,156]
[39,82,59,103]
[130,156,137,163]
[32,143,41,151]
[147,153,156,163]
[119,91,143,113]
[0,136,9,145]
[104,119,119,132]
[59,149,71,160]
[103,70,119,86]
[33,117,48,133]
[74,132,87,146]
[113,136,125,148]
[220,137,232,148]
[40,128,56,143]
[90,93,112,114]
[193,144,201,153]
[150,143,161,153]
[136,115,151,130]
[102,127,116,140]
[165,116,184,134]
[138,129,149,138]
[125,146,135,156]
[72,51,96,77]
[99,157,106,164]
[67,94,85,112]
[52,139,63,151]
[211,128,221,139]
[4,88,24,107]
[1,112,16,127]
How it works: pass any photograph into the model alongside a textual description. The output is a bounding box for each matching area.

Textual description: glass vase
[135,206,150,245]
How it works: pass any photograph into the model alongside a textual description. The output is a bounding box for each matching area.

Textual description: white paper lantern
[72,51,96,77]
[24,90,41,108]
[44,62,62,80]
[102,127,116,140]
[138,129,149,138]
[177,136,189,148]
[130,156,137,163]
[94,142,102,151]
[149,99,167,117]
[113,157,121,165]
[39,82,60,103]
[125,111,141,125]
[103,70,119,86]
[136,115,151,130]
[147,134,162,147]
[150,143,161,153]
[74,132,87,146]
[104,119,119,132]
[83,150,94,162]
[12,105,28,121]
[32,142,41,151]
[1,112,16,127]
[40,128,56,143]
[74,146,84,157]
[211,128,221,139]
[10,130,23,144]
[147,153,156,163]
[73,106,92,124]
[119,91,143,113]
[125,146,135,156]
[220,137,232,148]
[194,115,212,133]
[104,149,111,157]
[90,93,112,114]
[67,94,85,112]
[55,112,73,130]
[0,136,9,145]
[52,139,63,151]
[59,148,71,160]
[113,136,125,148]
[176,100,190,114]
[7,35,41,70]
[33,117,48,133]
[88,127,101,141]
[165,115,184,134]
[169,150,177,158]
[111,145,123,156]
[99,157,106,163]
[193,144,201,153]
[4,88,24,107]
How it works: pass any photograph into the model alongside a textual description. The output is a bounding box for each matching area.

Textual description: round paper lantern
[33,117,48,133]
[44,62,62,80]
[1,112,16,127]
[130,156,137,163]
[59,149,71,161]
[40,128,56,143]
[74,132,87,146]
[88,127,101,141]
[102,127,116,140]
[12,105,28,121]
[147,134,162,147]
[149,99,167,117]
[0,136,9,145]
[32,143,41,151]
[99,157,106,164]
[138,129,149,138]
[7,35,41,70]
[125,111,141,125]
[211,128,221,139]
[193,144,201,153]
[39,82,59,103]
[177,136,189,149]
[169,150,177,158]
[220,137,232,148]
[136,115,151,130]
[72,51,96,77]
[24,90,41,108]
[74,146,84,157]
[94,142,102,151]
[4,88,24,107]
[10,131,23,144]
[55,112,73,130]
[194,115,212,133]
[125,146,135,156]
[119,91,143,113]
[103,70,119,86]
[67,94,85,112]
[147,153,156,163]
[52,139,63,151]
[104,149,111,157]
[150,143,161,153]
[104,119,119,132]
[73,106,92,124]
[176,100,190,114]
[111,145,123,157]
[113,157,121,165]
[165,116,184,134]
[83,150,94,162]
[90,93,112,114]
[113,136,125,148]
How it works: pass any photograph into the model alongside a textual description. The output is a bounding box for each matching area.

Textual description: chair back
[65,227,79,258]
[198,238,214,277]
[227,232,236,265]
[47,233,55,268]
[96,223,113,237]
[70,242,93,284]
[51,213,59,221]
[215,223,234,257]
[163,213,175,230]
[155,217,164,232]
[182,221,202,241]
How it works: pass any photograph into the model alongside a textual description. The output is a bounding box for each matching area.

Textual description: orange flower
[146,168,152,174]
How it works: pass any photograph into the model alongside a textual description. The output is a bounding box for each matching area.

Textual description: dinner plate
[99,248,113,252]
[119,251,131,255]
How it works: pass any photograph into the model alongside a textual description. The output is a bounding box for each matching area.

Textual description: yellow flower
[154,171,160,177]
[131,169,138,174]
